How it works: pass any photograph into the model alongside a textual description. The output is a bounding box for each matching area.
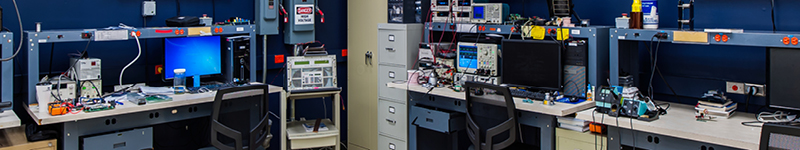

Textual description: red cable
[270,63,287,85]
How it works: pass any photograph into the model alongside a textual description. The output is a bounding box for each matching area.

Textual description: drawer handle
[389,143,396,150]
[426,118,434,123]
[386,48,395,52]
[386,118,396,124]
[388,106,396,114]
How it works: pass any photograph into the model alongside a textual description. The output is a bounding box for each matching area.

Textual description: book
[697,100,733,107]
[696,102,737,112]
[695,106,735,118]
[559,123,589,132]
[557,117,589,127]
[303,122,328,132]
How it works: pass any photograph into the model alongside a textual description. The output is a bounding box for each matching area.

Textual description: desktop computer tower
[227,36,251,83]
[564,41,587,97]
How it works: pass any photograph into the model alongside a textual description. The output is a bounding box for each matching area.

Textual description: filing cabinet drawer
[378,135,407,150]
[378,99,407,139]
[378,31,408,65]
[378,64,408,103]
[411,105,465,133]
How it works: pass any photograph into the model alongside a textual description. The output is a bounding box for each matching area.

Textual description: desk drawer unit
[378,99,408,139]
[378,135,407,150]
[410,105,465,133]
[81,127,153,150]
[556,128,606,150]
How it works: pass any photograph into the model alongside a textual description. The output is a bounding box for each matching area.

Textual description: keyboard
[187,83,237,93]
[510,89,547,100]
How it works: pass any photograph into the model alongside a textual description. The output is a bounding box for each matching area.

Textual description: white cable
[0,0,24,62]
[119,32,142,86]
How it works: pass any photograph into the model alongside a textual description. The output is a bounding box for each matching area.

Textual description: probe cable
[119,32,142,86]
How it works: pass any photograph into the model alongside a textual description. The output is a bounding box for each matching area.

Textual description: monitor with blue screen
[164,36,222,79]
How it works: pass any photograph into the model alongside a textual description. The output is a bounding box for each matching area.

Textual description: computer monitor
[501,39,562,91]
[760,123,800,150]
[164,36,222,79]
[768,48,800,111]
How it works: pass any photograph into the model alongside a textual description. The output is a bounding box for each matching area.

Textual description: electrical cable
[176,0,181,16]
[645,36,681,102]
[0,0,24,62]
[48,44,55,76]
[770,0,776,33]
[630,117,635,149]
[119,32,142,86]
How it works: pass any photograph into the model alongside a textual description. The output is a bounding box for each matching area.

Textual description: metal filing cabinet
[377,23,422,150]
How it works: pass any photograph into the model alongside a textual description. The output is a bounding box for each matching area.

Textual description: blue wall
[1,0,795,148]
[1,0,348,148]
[495,0,790,112]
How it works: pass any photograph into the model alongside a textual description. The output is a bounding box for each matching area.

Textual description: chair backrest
[211,84,270,150]
[464,81,517,150]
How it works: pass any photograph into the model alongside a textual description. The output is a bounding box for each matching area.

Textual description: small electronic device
[431,11,451,23]
[431,0,451,12]
[164,36,223,80]
[451,0,472,12]
[49,79,77,101]
[470,3,509,24]
[286,55,338,92]
[456,42,498,76]
[760,123,800,150]
[501,39,562,91]
[595,86,621,116]
[79,80,102,98]
[70,58,101,81]
[142,1,156,16]
[453,12,471,23]
[454,74,499,85]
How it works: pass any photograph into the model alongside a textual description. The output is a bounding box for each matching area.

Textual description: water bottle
[173,68,186,94]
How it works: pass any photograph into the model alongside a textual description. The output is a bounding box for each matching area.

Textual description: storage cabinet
[376,23,422,150]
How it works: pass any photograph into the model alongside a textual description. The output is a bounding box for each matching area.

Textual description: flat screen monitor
[501,39,562,91]
[768,48,800,111]
[164,36,222,79]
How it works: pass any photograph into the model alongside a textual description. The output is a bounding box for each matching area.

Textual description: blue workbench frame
[25,25,257,105]
[417,23,611,150]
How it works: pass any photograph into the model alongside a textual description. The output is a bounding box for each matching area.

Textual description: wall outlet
[744,83,766,97]
[143,1,156,16]
[726,81,745,94]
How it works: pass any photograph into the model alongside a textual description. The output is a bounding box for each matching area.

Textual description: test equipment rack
[25,25,257,105]
[423,22,611,92]
[609,29,800,85]
[419,22,610,150]
[607,28,800,150]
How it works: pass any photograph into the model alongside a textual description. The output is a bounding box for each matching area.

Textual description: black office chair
[464,81,518,150]
[210,84,272,150]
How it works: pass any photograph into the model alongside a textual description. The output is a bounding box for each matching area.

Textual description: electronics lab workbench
[576,102,761,150]
[386,82,595,150]
[23,84,282,149]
